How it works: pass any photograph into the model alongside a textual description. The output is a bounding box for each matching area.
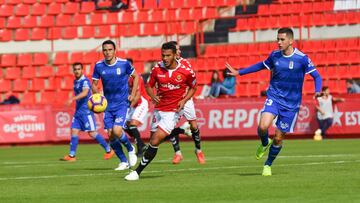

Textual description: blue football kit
[92,58,135,129]
[71,75,96,132]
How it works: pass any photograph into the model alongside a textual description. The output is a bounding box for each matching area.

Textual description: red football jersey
[128,75,150,107]
[147,61,196,111]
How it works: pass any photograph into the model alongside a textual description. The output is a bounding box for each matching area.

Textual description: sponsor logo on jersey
[160,83,180,90]
[158,74,166,78]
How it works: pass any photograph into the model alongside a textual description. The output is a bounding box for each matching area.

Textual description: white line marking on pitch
[0,159,359,181]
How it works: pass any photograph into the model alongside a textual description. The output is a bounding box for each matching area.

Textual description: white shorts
[151,110,183,134]
[126,97,149,124]
[183,99,197,121]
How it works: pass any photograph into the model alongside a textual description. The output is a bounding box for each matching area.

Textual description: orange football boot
[60,155,76,162]
[172,153,183,164]
[103,149,115,160]
[196,151,206,164]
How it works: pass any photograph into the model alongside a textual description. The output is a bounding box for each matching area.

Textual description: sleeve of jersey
[238,62,266,75]
[310,70,322,93]
[127,62,135,75]
[262,52,274,70]
[303,55,316,74]
[92,65,100,80]
[146,70,156,88]
[186,70,197,88]
[82,80,90,89]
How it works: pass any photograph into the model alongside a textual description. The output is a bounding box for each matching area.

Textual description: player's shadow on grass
[140,175,164,179]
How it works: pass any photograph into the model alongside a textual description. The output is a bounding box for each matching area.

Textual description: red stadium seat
[143,0,157,9]
[47,2,62,15]
[6,16,22,29]
[45,78,56,91]
[125,24,140,36]
[90,13,104,25]
[39,91,57,104]
[137,11,149,22]
[72,13,86,26]
[106,12,120,24]
[158,0,171,9]
[31,3,47,16]
[54,52,69,65]
[17,53,32,66]
[0,5,14,17]
[29,78,45,91]
[83,51,100,64]
[95,25,111,38]
[80,26,95,39]
[122,11,134,23]
[56,65,72,77]
[23,0,37,4]
[63,27,78,39]
[15,4,30,16]
[31,28,47,41]
[55,14,72,27]
[142,23,156,36]
[12,79,28,92]
[37,65,54,78]
[7,0,22,3]
[63,2,78,14]
[33,53,48,65]
[0,79,11,93]
[70,52,84,64]
[21,92,36,104]
[47,27,62,40]
[23,16,38,28]
[5,67,21,79]
[192,8,203,19]
[1,54,17,67]
[22,66,37,79]
[80,1,96,13]
[39,15,55,27]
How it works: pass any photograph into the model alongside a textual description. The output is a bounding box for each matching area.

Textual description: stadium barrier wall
[1,96,360,144]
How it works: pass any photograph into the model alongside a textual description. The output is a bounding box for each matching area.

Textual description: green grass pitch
[1,139,359,203]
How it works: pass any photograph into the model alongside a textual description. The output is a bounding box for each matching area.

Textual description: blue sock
[265,144,282,166]
[110,138,127,163]
[119,133,134,152]
[94,134,111,153]
[69,135,79,157]
[257,127,269,146]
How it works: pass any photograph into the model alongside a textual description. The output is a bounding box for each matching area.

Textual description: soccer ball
[87,93,108,113]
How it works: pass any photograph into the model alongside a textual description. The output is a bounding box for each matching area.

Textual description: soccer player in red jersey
[165,41,205,164]
[125,42,197,181]
[125,58,150,157]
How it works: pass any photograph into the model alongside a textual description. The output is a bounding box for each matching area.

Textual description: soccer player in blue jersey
[60,62,114,162]
[91,40,139,170]
[226,28,322,176]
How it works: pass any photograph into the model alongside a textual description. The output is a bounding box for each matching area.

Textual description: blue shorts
[261,98,299,133]
[71,113,97,132]
[103,106,129,130]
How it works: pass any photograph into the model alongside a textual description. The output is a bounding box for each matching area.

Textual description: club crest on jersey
[175,75,183,82]
[289,61,294,69]
[117,68,121,75]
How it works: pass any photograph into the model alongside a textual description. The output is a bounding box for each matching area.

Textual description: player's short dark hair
[278,27,294,39]
[72,62,83,69]
[161,42,177,53]
[126,58,133,65]
[102,40,116,49]
[169,41,178,46]
[322,86,329,91]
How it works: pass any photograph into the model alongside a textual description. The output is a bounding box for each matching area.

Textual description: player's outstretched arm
[309,70,322,98]
[226,62,266,76]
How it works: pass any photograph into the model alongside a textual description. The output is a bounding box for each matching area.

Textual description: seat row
[233,11,360,31]
[257,1,335,16]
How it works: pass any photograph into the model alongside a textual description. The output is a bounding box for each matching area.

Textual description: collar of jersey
[281,48,296,58]
[103,57,119,67]
[76,75,86,81]
[160,60,181,71]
